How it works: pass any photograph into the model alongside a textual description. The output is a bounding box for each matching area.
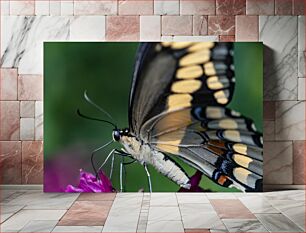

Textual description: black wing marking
[129,42,235,137]
[146,106,263,192]
[129,43,176,135]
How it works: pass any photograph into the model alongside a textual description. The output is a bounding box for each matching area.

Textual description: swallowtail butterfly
[81,42,263,192]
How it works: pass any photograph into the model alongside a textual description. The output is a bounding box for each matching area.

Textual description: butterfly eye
[112,130,121,141]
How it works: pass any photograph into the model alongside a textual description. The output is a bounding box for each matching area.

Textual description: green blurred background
[44,42,262,192]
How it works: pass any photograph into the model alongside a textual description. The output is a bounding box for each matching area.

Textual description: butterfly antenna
[77,109,117,129]
[84,90,117,124]
[91,140,114,179]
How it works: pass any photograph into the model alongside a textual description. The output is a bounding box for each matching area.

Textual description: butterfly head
[112,128,130,141]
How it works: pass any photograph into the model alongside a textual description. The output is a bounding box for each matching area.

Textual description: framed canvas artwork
[44,42,263,193]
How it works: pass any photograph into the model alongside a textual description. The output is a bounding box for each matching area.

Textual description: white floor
[0,187,305,232]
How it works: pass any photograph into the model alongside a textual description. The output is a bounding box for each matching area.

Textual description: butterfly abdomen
[120,136,190,188]
[150,150,190,189]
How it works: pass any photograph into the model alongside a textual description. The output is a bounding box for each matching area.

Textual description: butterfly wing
[129,42,262,192]
[129,43,177,135]
[129,42,235,136]
[142,106,263,191]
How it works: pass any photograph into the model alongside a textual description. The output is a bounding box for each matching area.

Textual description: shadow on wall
[263,46,274,191]
[263,45,277,100]
[262,45,302,192]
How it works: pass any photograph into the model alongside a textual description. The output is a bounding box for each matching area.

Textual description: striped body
[120,135,191,189]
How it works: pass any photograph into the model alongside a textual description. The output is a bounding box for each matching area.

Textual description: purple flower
[65,169,113,193]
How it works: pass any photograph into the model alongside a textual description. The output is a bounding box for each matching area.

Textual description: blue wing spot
[193,107,205,121]
[220,160,235,175]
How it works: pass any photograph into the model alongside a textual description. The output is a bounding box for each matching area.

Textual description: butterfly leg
[95,148,133,192]
[119,157,137,192]
[120,157,124,192]
[97,149,116,172]
[144,163,152,193]
[109,153,115,179]
[91,141,113,179]
[97,148,130,178]
[115,149,132,192]
[108,149,128,179]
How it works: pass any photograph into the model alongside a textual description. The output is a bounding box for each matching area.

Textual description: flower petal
[65,169,114,193]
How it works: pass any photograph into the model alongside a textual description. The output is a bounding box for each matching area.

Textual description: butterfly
[79,42,263,192]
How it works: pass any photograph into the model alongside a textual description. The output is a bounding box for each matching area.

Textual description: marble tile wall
[0,0,305,187]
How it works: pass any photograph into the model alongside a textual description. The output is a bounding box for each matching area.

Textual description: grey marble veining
[263,120,275,141]
[259,16,298,101]
[179,203,221,229]
[1,204,25,223]
[20,220,58,232]
[1,209,66,232]
[5,190,79,210]
[1,191,27,204]
[256,213,304,232]
[238,196,279,214]
[275,101,305,140]
[222,219,268,232]
[183,212,225,230]
[0,190,17,201]
[298,16,305,78]
[263,141,293,184]
[263,190,305,201]
[1,16,70,75]
[268,200,305,230]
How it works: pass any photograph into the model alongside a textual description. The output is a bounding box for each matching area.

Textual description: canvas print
[44,42,263,193]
